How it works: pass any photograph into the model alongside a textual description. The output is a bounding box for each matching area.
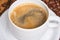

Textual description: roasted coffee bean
[42,0,50,3]
[56,2,59,6]
[2,3,8,7]
[49,1,55,5]
[58,6,60,9]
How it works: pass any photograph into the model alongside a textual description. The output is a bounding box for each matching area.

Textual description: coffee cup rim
[8,0,49,31]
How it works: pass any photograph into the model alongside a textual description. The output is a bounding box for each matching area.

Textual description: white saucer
[0,9,60,40]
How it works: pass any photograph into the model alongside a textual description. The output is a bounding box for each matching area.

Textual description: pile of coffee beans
[42,0,60,16]
[0,0,16,16]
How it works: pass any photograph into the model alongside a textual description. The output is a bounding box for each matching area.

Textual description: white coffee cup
[8,0,60,40]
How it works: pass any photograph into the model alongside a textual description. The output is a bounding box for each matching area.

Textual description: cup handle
[40,16,60,40]
[48,16,60,28]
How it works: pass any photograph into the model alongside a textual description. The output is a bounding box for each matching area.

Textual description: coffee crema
[10,4,48,29]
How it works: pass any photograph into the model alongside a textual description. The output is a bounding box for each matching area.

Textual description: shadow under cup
[9,1,49,29]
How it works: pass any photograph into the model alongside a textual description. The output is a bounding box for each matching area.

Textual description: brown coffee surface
[10,4,48,29]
